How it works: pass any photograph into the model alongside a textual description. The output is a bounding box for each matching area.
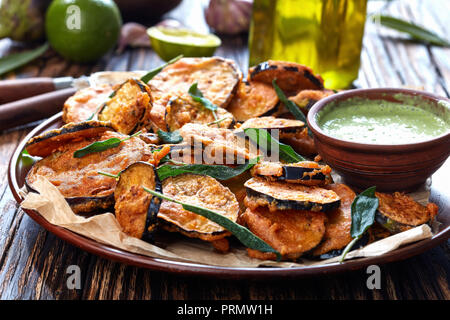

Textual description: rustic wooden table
[0,0,448,300]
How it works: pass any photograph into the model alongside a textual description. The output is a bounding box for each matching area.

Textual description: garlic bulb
[205,0,253,35]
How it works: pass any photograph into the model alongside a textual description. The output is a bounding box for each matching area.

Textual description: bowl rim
[307,87,450,151]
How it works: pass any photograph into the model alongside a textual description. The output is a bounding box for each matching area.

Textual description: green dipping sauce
[318,96,450,144]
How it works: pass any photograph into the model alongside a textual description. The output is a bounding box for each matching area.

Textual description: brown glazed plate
[8,113,450,279]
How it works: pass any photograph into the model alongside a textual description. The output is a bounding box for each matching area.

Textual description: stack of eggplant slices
[24,57,439,261]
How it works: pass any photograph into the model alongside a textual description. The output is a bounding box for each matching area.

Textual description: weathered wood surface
[0,0,448,300]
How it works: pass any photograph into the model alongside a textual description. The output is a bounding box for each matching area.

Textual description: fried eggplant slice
[250,161,332,186]
[158,173,240,241]
[227,81,280,121]
[236,116,305,139]
[114,162,162,241]
[282,128,317,156]
[165,95,234,131]
[149,57,242,109]
[177,123,253,164]
[242,206,326,260]
[26,131,153,214]
[244,177,340,212]
[288,89,334,113]
[25,120,115,157]
[98,78,152,134]
[312,183,356,256]
[375,192,439,234]
[63,84,113,124]
[248,60,324,95]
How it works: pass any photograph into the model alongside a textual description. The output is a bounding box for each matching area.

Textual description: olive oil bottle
[249,0,367,89]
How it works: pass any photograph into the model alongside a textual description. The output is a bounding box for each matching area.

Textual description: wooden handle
[0,87,77,131]
[0,78,58,104]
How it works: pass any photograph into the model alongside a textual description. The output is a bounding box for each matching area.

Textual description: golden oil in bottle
[249,0,367,89]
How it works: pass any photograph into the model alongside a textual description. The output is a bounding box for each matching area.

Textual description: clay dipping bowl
[307,88,450,192]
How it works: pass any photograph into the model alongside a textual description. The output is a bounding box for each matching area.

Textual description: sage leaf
[244,128,305,163]
[157,157,259,181]
[272,79,312,137]
[143,187,281,260]
[340,186,379,262]
[73,131,141,158]
[371,14,450,47]
[140,54,183,83]
[157,129,183,144]
[0,43,49,76]
[188,82,218,120]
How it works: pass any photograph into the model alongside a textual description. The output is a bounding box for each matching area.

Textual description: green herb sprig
[156,157,259,181]
[0,43,49,76]
[244,128,305,163]
[188,82,218,120]
[272,79,312,137]
[73,131,141,158]
[143,187,281,260]
[371,14,450,47]
[97,171,121,179]
[140,54,184,83]
[157,129,183,144]
[339,186,379,262]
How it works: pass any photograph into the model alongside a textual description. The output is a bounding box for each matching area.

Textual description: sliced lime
[147,26,221,61]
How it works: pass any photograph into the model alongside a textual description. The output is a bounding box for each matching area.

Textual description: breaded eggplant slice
[26,131,154,214]
[282,128,317,156]
[242,206,326,260]
[313,183,356,256]
[178,123,254,164]
[375,192,439,234]
[158,173,240,241]
[250,161,332,186]
[227,80,280,121]
[244,177,340,212]
[63,84,113,123]
[248,60,324,95]
[98,78,152,134]
[165,95,234,131]
[25,120,115,157]
[288,89,334,113]
[114,162,162,241]
[149,57,242,109]
[236,116,305,139]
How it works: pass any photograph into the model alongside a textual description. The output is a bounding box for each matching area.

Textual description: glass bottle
[248,0,367,89]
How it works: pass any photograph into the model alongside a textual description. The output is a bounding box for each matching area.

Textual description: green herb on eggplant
[86,101,106,121]
[143,187,281,260]
[0,43,49,76]
[140,54,184,83]
[157,129,183,144]
[73,131,141,158]
[97,171,121,179]
[188,82,218,120]
[207,117,229,126]
[339,186,379,262]
[272,79,312,137]
[244,128,305,163]
[371,14,450,47]
[157,157,260,181]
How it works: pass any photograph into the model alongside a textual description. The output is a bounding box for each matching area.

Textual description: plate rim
[7,113,450,279]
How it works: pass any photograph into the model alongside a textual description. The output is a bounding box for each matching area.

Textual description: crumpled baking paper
[20,176,433,268]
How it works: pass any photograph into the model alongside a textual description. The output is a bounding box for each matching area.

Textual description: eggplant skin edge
[25,121,115,157]
[245,188,341,212]
[114,161,162,242]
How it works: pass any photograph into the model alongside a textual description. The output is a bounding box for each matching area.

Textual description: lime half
[147,26,221,61]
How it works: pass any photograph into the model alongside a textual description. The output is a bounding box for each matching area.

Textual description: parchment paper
[20,176,434,268]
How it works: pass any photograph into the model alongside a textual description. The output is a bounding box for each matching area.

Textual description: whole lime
[45,0,122,63]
